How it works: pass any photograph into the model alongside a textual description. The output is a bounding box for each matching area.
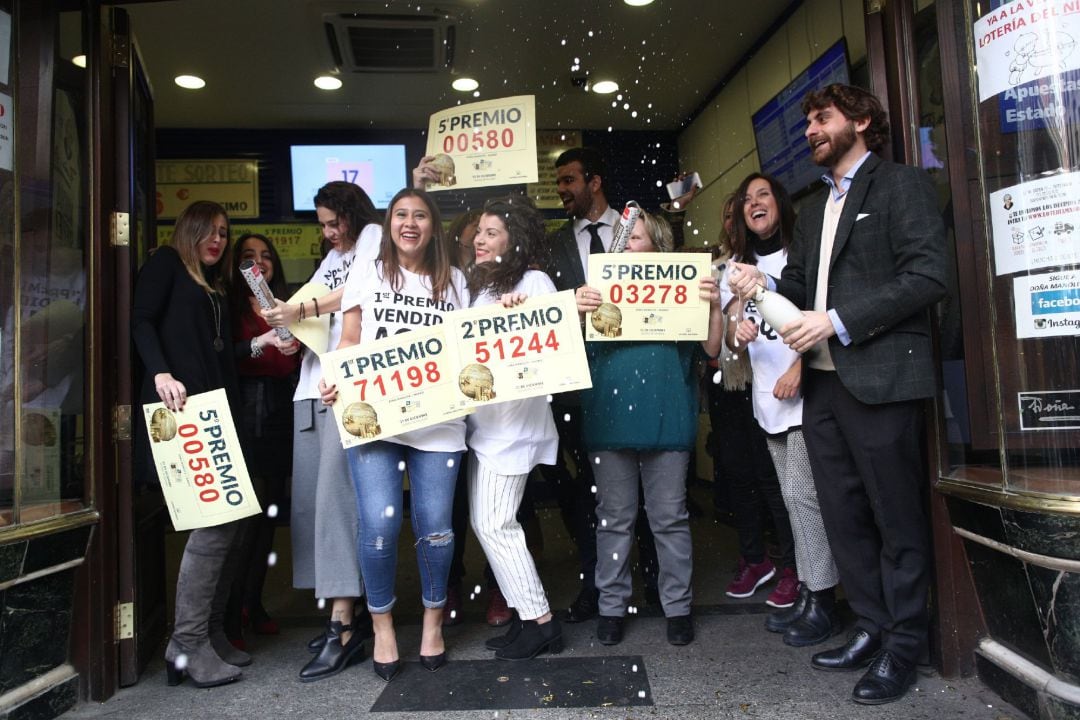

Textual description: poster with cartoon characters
[973,1,1080,103]
[990,171,1080,275]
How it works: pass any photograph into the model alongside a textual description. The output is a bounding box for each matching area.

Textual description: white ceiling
[117,0,795,131]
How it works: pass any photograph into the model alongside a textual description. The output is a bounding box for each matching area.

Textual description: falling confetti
[317,598,327,610]
[266,504,278,518]
[384,505,395,518]
[175,654,189,670]
[266,552,278,567]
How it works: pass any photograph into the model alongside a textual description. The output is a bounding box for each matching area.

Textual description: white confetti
[564,413,571,422]
[175,653,189,670]
[612,552,619,560]
[317,597,326,610]
[474,585,482,594]
[266,504,279,518]
[384,505,395,518]
[266,552,278,567]
[712,369,723,385]
[398,461,406,471]
[601,518,608,527]
[447,458,456,468]
[632,664,638,672]
[638,690,646,698]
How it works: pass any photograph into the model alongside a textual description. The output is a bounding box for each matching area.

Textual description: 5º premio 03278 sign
[586,253,712,341]
[142,389,261,531]
[322,325,473,449]
[445,290,592,406]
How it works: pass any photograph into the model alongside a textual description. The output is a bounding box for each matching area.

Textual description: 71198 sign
[446,290,591,406]
[322,325,473,448]
[586,253,713,341]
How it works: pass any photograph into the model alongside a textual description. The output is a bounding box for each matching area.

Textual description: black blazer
[545,220,586,293]
[775,154,947,405]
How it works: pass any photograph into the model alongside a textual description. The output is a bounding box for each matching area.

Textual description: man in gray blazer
[730,83,947,705]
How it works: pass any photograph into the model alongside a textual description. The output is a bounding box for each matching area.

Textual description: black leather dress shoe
[783,589,840,647]
[811,629,881,671]
[596,615,624,646]
[419,652,447,672]
[765,584,809,633]
[299,620,367,682]
[852,650,915,705]
[558,587,599,624]
[307,622,329,653]
[666,615,694,646]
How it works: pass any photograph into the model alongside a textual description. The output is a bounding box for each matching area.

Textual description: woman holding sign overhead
[133,200,246,688]
[320,188,468,682]
[574,209,725,648]
[463,195,562,660]
[262,181,381,682]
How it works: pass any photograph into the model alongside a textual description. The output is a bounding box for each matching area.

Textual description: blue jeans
[347,441,461,613]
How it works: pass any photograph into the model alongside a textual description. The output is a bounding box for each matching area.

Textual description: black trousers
[803,369,930,665]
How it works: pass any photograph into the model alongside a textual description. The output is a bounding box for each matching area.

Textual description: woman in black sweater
[133,200,247,688]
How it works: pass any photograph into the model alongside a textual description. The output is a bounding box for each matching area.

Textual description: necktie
[586,223,605,254]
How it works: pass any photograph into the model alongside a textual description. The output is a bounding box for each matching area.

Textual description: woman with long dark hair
[463,195,562,659]
[321,188,468,682]
[723,172,840,646]
[224,233,299,647]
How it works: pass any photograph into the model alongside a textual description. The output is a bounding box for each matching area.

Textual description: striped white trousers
[467,453,550,620]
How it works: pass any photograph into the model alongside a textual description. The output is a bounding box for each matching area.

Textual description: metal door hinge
[115,602,134,641]
[110,33,129,68]
[110,212,130,247]
[113,404,132,441]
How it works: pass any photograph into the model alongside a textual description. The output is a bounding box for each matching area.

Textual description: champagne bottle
[751,285,803,330]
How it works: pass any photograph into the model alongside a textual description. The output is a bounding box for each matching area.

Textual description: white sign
[973,2,1080,102]
[990,171,1080,275]
[1013,269,1080,338]
[0,92,11,172]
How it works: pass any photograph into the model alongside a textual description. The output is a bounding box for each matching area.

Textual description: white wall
[677,0,866,248]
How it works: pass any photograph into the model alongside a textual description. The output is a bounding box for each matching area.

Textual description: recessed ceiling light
[314,76,342,90]
[71,55,87,68]
[452,77,479,92]
[592,80,619,94]
[174,75,205,90]
[624,0,655,5]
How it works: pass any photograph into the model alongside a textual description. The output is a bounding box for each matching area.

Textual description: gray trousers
[765,429,839,592]
[290,399,364,598]
[593,450,692,618]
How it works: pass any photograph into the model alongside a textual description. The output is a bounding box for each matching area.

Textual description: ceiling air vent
[323,13,455,73]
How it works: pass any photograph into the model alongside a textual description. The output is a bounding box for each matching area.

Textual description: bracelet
[250,338,264,358]
[299,302,306,321]
[313,297,320,318]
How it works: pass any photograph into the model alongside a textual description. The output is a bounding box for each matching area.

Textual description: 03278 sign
[446,290,591,406]
[322,325,473,448]
[586,253,712,341]
[142,388,261,531]
[424,95,538,191]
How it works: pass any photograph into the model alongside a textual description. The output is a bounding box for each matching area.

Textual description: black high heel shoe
[372,659,401,682]
[298,620,367,682]
[419,652,447,672]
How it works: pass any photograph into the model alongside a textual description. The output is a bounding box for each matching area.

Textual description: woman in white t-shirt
[723,172,840,648]
[463,196,561,660]
[320,188,468,682]
[263,181,382,682]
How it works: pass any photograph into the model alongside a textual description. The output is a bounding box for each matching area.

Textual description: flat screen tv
[290,144,407,211]
[752,39,850,197]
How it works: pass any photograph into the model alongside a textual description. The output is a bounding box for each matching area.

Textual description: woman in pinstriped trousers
[464,196,563,660]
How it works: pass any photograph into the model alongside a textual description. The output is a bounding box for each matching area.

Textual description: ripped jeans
[346,440,461,613]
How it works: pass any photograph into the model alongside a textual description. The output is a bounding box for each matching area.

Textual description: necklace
[208,292,224,352]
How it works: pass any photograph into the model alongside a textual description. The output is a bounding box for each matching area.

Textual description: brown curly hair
[466,195,550,299]
[801,83,890,154]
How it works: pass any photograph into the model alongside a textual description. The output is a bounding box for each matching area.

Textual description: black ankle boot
[765,584,808,633]
[485,616,523,650]
[783,587,840,647]
[494,618,563,660]
[298,620,367,682]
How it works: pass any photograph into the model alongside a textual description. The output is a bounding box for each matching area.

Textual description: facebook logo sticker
[1031,289,1080,315]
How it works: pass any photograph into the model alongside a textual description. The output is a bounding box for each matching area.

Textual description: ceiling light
[452,77,479,92]
[624,0,655,5]
[592,80,619,94]
[174,75,205,90]
[314,75,342,90]
[71,55,87,68]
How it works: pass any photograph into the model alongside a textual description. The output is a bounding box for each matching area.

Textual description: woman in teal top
[575,209,724,648]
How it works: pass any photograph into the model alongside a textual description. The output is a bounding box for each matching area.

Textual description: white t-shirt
[294,223,382,402]
[465,270,559,474]
[340,260,469,451]
[720,250,802,434]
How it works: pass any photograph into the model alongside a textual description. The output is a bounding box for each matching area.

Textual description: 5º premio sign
[143,389,261,531]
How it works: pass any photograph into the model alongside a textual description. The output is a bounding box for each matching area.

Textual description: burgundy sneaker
[725,557,776,598]
[766,567,800,608]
